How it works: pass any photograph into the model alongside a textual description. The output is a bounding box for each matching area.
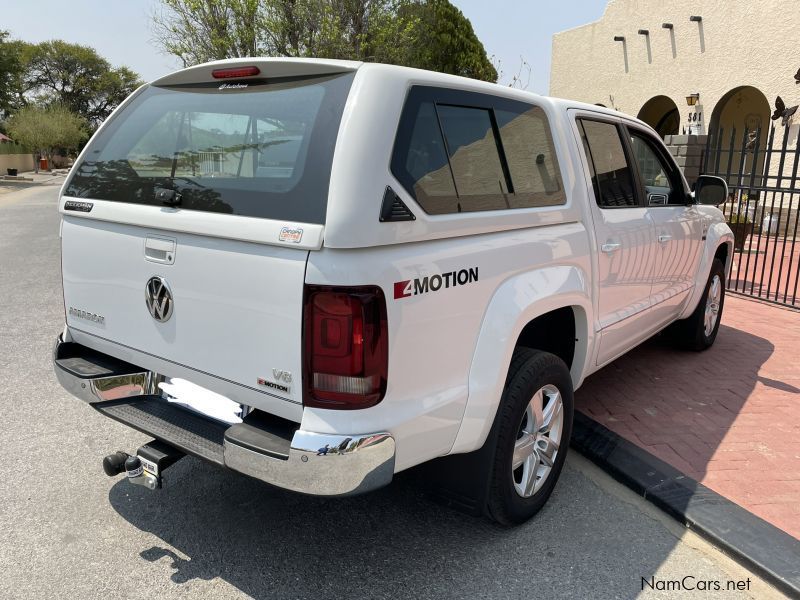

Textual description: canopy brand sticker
[64,200,93,212]
[279,226,303,243]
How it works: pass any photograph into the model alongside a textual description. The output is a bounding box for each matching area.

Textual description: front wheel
[670,258,726,351]
[486,348,574,525]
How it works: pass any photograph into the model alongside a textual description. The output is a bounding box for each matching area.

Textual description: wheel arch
[449,265,592,454]
[714,239,732,274]
[679,220,734,320]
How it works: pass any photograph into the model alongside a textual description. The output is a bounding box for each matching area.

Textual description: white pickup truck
[53,58,732,524]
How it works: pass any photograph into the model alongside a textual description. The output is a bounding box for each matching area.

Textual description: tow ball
[102,440,185,490]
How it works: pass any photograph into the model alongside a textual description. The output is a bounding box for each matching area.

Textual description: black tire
[670,258,726,351]
[485,348,574,525]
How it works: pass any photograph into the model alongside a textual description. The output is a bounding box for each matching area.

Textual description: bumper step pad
[55,341,141,379]
[95,397,227,465]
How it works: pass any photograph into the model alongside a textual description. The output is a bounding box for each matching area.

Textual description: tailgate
[61,216,308,417]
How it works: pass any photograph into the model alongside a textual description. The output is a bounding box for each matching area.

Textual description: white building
[550,0,800,151]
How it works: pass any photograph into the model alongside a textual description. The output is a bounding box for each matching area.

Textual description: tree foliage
[152,0,496,81]
[153,0,261,66]
[19,41,142,126]
[400,0,496,81]
[0,31,25,120]
[260,0,418,64]
[6,105,87,165]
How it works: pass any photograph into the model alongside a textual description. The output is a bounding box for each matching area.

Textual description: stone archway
[709,86,771,178]
[637,96,680,138]
[709,86,771,139]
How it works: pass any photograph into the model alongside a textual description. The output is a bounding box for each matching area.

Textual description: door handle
[601,242,621,253]
[145,236,177,264]
[658,234,673,243]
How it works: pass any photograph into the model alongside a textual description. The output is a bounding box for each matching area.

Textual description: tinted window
[403,101,457,212]
[630,133,683,205]
[437,105,509,206]
[496,107,565,208]
[579,120,638,208]
[391,87,565,215]
[65,73,355,224]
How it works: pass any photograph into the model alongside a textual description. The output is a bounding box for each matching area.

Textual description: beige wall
[550,0,800,145]
[0,153,35,174]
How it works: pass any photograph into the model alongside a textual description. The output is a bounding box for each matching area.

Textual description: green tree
[6,105,87,171]
[153,0,261,66]
[0,31,26,120]
[21,40,142,126]
[260,0,418,63]
[152,0,495,81]
[401,0,496,82]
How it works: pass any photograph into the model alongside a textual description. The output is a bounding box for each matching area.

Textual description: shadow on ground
[576,323,782,480]
[108,457,699,599]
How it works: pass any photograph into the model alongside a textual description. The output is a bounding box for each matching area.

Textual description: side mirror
[693,175,728,206]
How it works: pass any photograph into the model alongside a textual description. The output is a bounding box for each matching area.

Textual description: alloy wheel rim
[512,384,564,498]
[704,274,722,336]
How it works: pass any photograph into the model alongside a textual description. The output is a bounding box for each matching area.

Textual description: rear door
[626,127,704,311]
[576,117,658,365]
[60,64,355,420]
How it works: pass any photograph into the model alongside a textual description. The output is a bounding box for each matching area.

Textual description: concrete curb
[571,411,800,599]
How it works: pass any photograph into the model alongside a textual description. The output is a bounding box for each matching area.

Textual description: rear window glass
[437,105,510,206]
[403,102,457,204]
[391,86,565,215]
[65,73,355,224]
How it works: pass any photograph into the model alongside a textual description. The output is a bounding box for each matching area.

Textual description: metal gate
[701,126,800,308]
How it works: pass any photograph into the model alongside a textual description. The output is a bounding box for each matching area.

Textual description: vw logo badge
[145,276,174,323]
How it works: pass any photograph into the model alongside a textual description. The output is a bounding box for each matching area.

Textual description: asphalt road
[0,183,785,600]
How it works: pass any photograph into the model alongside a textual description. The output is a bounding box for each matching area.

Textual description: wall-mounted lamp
[637,29,649,36]
[662,23,673,29]
[686,93,700,106]
[689,15,702,22]
[613,36,625,42]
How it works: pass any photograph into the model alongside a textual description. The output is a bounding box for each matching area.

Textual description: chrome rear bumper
[53,336,395,496]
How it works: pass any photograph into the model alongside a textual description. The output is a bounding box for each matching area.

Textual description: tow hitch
[102,440,185,490]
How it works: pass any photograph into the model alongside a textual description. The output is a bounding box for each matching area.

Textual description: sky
[2,0,608,95]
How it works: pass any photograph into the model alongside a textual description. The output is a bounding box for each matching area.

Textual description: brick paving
[575,295,800,539]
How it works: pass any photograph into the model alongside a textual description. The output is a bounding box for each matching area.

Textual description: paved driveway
[0,184,782,599]
[577,295,800,539]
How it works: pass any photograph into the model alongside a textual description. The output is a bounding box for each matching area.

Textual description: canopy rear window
[65,72,355,224]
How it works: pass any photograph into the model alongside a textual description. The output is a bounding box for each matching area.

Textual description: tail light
[304,285,388,409]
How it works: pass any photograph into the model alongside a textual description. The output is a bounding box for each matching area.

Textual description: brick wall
[664,134,708,189]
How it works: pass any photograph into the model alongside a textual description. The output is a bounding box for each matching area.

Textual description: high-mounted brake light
[211,66,261,79]
[304,286,388,410]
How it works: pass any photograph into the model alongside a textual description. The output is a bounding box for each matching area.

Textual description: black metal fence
[701,125,800,308]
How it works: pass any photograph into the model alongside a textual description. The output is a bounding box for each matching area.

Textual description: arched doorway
[637,96,680,138]
[709,86,771,178]
[709,86,771,138]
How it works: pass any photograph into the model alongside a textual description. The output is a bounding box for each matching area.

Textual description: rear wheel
[486,348,574,525]
[670,258,725,351]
